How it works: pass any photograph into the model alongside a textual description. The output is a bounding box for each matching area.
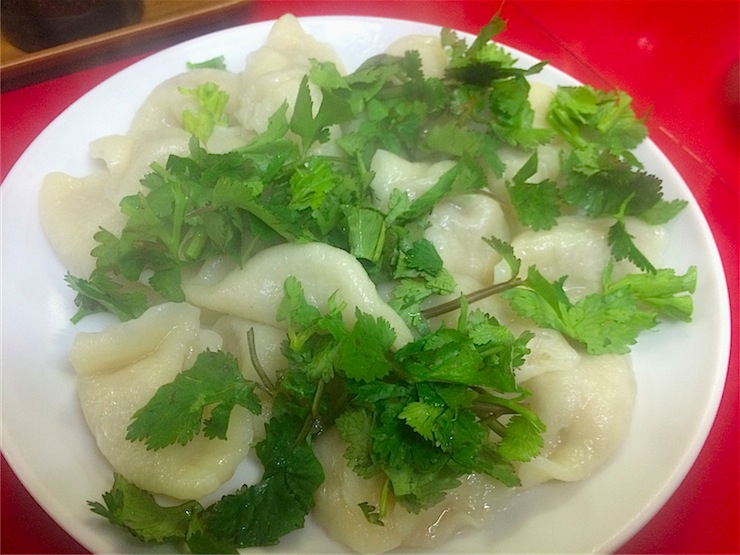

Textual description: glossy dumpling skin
[70,302,256,500]
[182,242,414,348]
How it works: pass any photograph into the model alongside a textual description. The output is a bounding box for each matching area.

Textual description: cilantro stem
[247,327,275,394]
[471,402,511,417]
[378,477,390,519]
[169,182,186,257]
[420,278,525,319]
[296,379,326,444]
[485,418,507,438]
[311,379,325,417]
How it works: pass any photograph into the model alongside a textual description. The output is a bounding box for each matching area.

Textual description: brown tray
[1,0,250,87]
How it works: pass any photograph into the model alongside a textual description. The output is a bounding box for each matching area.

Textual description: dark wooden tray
[1,0,250,86]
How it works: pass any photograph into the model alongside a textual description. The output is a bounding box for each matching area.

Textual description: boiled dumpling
[212,315,287,386]
[517,352,636,485]
[368,149,456,212]
[514,328,582,383]
[182,242,414,348]
[88,134,134,175]
[95,128,193,202]
[38,172,127,278]
[212,315,289,439]
[71,302,256,500]
[312,428,509,554]
[424,193,510,284]
[385,34,448,78]
[235,14,343,135]
[493,215,666,300]
[128,68,244,139]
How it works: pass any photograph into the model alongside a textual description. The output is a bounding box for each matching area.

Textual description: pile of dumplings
[38,14,665,553]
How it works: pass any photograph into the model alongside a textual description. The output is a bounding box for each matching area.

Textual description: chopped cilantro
[547,85,648,169]
[179,82,230,144]
[186,55,227,70]
[186,414,324,551]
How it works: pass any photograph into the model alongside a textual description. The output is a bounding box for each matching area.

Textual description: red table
[2,1,737,553]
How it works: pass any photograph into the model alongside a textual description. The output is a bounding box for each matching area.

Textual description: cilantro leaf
[336,408,378,478]
[639,198,688,225]
[276,276,347,352]
[547,85,647,165]
[607,218,656,273]
[562,153,663,218]
[290,74,354,154]
[503,266,659,354]
[186,56,227,70]
[187,414,324,550]
[497,413,545,462]
[507,151,561,230]
[65,272,148,323]
[605,264,697,322]
[88,474,202,544]
[339,309,396,382]
[388,238,457,334]
[483,236,521,278]
[289,156,337,211]
[358,501,385,526]
[393,237,445,278]
[126,350,261,450]
[395,328,483,387]
[345,206,387,263]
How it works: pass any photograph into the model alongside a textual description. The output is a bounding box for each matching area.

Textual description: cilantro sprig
[425,239,696,355]
[126,350,261,451]
[503,83,688,272]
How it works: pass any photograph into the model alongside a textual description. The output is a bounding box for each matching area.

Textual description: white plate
[0,15,731,555]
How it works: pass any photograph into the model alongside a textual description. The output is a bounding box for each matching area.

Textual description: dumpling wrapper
[71,302,256,500]
[182,242,414,349]
[517,351,636,485]
[38,172,126,279]
[235,13,343,135]
[425,193,511,285]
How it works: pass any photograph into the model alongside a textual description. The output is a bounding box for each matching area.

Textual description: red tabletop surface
[1,1,738,553]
